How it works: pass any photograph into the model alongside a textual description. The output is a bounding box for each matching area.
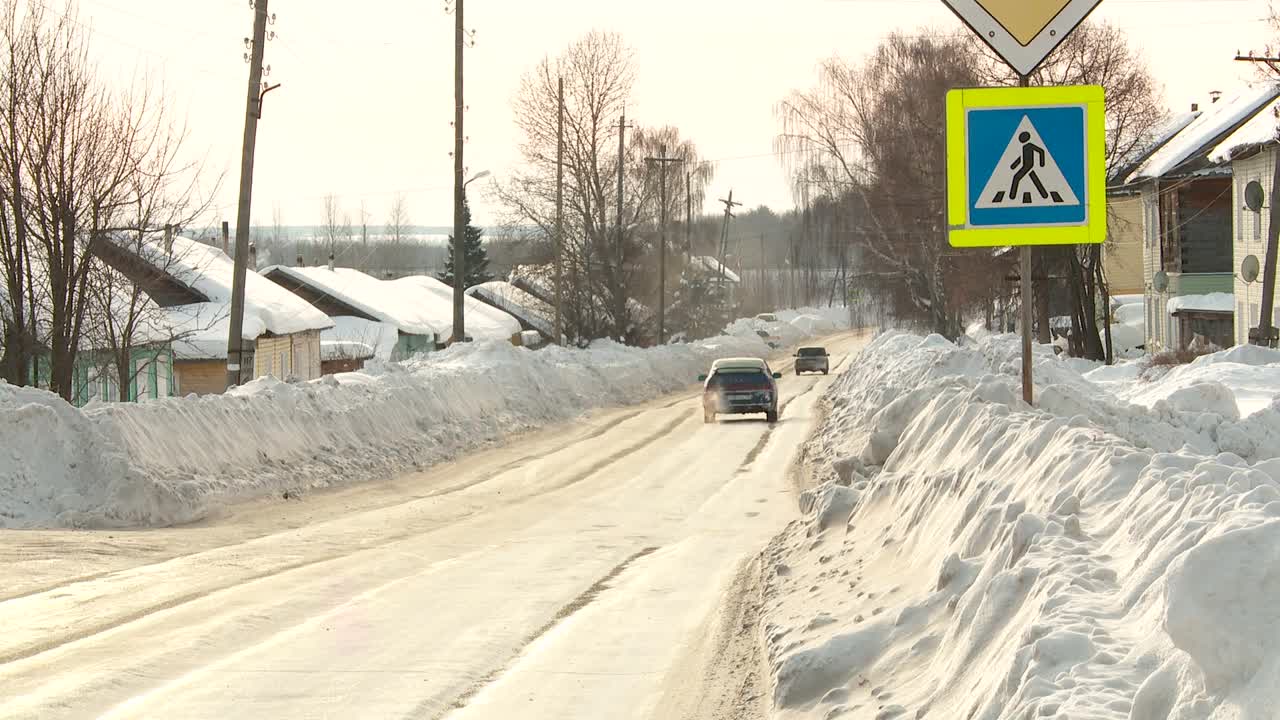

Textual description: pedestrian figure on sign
[1009,131,1050,203]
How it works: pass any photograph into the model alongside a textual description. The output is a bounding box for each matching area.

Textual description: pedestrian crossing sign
[946,85,1106,247]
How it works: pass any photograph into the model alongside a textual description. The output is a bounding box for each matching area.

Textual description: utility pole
[646,145,683,345]
[685,171,693,264]
[614,112,632,341]
[760,233,767,310]
[555,77,565,345]
[360,200,368,246]
[449,0,468,344]
[225,0,272,390]
[1237,53,1280,347]
[717,190,741,288]
[221,221,230,254]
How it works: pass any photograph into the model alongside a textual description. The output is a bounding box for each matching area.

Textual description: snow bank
[760,331,1280,720]
[723,306,850,348]
[0,310,847,529]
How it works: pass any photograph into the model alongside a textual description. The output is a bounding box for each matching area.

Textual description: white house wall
[1140,184,1171,352]
[1232,148,1273,345]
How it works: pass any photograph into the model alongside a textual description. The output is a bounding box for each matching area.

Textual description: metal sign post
[945,84,1106,404]
[943,0,1109,406]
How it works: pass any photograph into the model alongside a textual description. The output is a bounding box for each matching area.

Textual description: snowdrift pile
[0,307,848,529]
[762,331,1280,720]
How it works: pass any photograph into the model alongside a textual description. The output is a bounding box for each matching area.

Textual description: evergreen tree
[668,264,731,342]
[439,194,494,288]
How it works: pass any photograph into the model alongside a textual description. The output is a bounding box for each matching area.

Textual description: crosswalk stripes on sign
[975,115,1080,210]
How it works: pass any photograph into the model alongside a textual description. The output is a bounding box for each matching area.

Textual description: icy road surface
[0,332,866,720]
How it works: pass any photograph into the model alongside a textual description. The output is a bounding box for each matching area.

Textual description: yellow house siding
[251,330,323,382]
[1105,195,1145,296]
[254,334,292,380]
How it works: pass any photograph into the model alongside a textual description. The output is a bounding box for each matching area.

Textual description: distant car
[698,357,783,424]
[753,314,783,348]
[794,346,829,375]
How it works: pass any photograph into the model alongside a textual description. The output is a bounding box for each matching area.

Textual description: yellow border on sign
[946,85,1106,247]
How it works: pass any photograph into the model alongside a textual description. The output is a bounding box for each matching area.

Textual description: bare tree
[777,32,989,336]
[0,0,215,400]
[496,31,716,343]
[322,193,341,259]
[387,193,409,244]
[0,0,42,386]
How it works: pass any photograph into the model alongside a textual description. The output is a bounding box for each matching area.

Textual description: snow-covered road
[0,332,866,720]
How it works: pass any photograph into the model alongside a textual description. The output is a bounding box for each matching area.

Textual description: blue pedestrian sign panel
[946,85,1106,247]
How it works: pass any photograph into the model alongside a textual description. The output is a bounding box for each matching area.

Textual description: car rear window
[709,370,767,387]
[797,348,826,357]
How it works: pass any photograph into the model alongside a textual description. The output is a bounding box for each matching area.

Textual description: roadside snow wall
[1,307,849,529]
[763,331,1280,720]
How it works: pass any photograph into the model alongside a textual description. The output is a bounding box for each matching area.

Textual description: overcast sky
[73,0,1273,228]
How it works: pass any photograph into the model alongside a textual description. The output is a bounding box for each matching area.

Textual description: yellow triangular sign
[943,0,1104,75]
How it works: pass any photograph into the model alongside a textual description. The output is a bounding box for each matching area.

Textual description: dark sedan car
[698,358,782,424]
[794,346,829,375]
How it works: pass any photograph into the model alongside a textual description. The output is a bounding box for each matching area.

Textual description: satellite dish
[1153,271,1170,293]
[1245,181,1266,212]
[1243,254,1262,284]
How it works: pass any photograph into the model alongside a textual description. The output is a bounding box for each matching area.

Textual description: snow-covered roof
[1167,292,1235,315]
[164,303,232,360]
[0,261,179,350]
[467,281,556,339]
[1127,83,1280,183]
[1211,97,1280,162]
[1110,110,1200,184]
[262,265,442,338]
[391,275,522,342]
[135,236,332,342]
[690,256,741,284]
[324,316,398,361]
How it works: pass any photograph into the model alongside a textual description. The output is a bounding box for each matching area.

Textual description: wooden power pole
[554,77,565,345]
[225,0,271,390]
[614,112,631,341]
[450,0,467,344]
[685,171,693,264]
[646,146,683,345]
[717,191,741,289]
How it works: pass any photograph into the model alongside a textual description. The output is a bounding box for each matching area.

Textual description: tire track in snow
[0,407,668,607]
[438,545,662,717]
[0,410,695,667]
